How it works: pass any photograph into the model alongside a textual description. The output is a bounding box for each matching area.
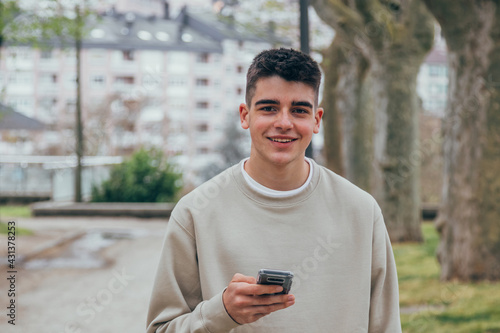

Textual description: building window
[40,97,57,109]
[196,78,209,86]
[115,76,135,85]
[63,49,76,62]
[8,47,33,60]
[170,122,186,134]
[8,98,33,113]
[168,52,189,65]
[197,147,209,154]
[169,100,188,110]
[236,65,244,73]
[40,50,53,59]
[66,73,77,85]
[168,77,187,86]
[236,87,243,95]
[123,50,135,61]
[429,65,447,77]
[429,83,447,95]
[196,101,209,109]
[9,72,33,85]
[89,49,107,64]
[40,73,58,84]
[143,74,162,87]
[196,53,209,63]
[196,123,209,132]
[91,75,106,87]
[66,99,76,113]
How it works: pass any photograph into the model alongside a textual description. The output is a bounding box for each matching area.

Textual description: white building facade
[0,1,285,183]
[417,26,449,117]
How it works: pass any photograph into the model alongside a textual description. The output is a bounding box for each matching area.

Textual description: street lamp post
[300,0,313,158]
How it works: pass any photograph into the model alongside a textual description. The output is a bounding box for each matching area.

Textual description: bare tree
[3,0,97,202]
[422,0,500,281]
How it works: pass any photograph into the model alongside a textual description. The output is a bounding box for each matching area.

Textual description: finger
[228,281,281,296]
[231,273,257,284]
[248,284,284,295]
[253,294,295,306]
[251,298,295,315]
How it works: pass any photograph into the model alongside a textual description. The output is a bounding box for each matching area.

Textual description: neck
[244,155,309,191]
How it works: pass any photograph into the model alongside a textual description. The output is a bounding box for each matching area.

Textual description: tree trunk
[312,0,434,241]
[321,37,346,176]
[423,0,500,280]
[321,34,373,189]
[74,6,84,202]
[370,56,423,242]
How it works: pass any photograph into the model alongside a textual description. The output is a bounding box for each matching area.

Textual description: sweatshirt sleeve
[369,208,402,333]
[146,216,240,333]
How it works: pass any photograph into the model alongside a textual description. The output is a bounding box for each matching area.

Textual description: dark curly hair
[245,48,322,107]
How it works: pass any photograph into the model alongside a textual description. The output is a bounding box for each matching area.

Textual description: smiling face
[240,76,323,170]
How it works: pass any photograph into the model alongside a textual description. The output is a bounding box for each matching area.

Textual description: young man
[147,48,401,332]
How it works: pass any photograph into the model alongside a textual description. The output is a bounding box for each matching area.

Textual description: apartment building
[0,1,286,182]
[417,26,448,117]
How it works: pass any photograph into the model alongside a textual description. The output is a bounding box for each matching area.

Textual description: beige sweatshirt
[147,159,402,332]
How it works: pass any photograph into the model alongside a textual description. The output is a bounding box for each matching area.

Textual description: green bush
[91,148,182,203]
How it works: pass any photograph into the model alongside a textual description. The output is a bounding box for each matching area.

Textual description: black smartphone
[257,269,294,294]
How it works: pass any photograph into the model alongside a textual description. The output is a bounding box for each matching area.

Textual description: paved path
[0,217,168,333]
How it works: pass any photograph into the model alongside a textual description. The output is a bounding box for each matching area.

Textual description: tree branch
[421,0,457,23]
[310,0,364,33]
[422,0,481,50]
[408,0,434,53]
[422,0,477,31]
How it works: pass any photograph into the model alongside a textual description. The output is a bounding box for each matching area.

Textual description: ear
[313,107,324,134]
[239,103,250,130]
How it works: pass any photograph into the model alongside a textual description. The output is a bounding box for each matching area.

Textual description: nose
[274,110,293,130]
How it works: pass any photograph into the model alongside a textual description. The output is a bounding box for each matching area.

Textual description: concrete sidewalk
[0,216,167,333]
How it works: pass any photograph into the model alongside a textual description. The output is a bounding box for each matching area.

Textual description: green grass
[395,222,500,333]
[0,221,33,235]
[0,205,32,218]
[0,205,33,235]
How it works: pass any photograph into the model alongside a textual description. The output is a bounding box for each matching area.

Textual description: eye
[293,108,310,114]
[260,106,276,112]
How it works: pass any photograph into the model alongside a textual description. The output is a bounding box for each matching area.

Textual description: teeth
[271,138,293,143]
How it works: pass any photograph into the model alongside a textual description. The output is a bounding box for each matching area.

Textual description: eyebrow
[254,99,279,106]
[292,101,313,108]
[254,99,313,109]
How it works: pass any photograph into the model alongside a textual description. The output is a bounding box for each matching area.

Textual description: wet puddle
[24,228,148,269]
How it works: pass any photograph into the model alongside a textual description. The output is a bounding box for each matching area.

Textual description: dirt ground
[0,216,168,333]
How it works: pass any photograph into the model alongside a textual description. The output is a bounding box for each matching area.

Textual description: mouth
[268,137,298,143]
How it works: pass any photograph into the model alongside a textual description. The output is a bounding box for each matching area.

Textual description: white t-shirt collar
[241,157,314,198]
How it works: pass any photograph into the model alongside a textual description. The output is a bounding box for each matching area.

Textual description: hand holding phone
[257,269,294,294]
[222,272,295,324]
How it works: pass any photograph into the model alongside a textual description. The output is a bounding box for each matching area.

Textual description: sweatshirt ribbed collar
[231,158,321,207]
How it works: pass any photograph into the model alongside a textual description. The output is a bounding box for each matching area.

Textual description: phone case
[257,269,294,294]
